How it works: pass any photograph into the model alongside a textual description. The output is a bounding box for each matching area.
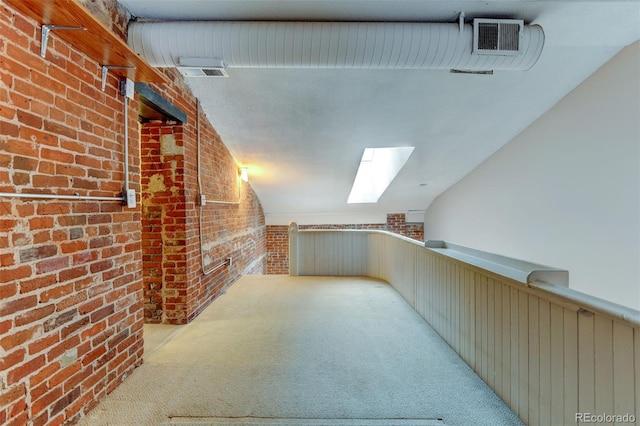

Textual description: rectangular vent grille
[202,68,227,77]
[473,19,523,56]
[478,23,499,50]
[499,23,520,51]
[177,67,229,78]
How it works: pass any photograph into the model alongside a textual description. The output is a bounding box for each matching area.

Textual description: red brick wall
[77,0,129,40]
[0,1,265,424]
[406,223,425,242]
[0,2,143,424]
[266,215,424,274]
[140,111,266,324]
[386,213,406,235]
[140,124,181,323]
[182,105,266,323]
[266,225,290,275]
[139,67,266,324]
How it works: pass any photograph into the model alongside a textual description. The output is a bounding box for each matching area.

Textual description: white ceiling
[119,0,640,225]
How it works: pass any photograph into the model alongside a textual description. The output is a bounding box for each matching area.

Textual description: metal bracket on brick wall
[41,25,86,58]
[203,257,232,276]
[102,66,135,91]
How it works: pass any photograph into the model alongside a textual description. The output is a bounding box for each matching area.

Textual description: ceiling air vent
[473,19,524,56]
[177,57,228,77]
[202,68,226,77]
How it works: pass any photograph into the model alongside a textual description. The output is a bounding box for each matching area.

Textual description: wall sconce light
[239,167,249,182]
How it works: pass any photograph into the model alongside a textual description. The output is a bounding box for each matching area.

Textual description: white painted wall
[424,41,640,310]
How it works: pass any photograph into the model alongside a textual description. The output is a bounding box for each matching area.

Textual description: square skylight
[347,147,415,204]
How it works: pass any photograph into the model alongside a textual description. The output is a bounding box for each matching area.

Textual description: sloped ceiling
[119,0,640,224]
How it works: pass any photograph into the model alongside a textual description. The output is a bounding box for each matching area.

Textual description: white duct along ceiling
[118,1,638,226]
[128,20,544,71]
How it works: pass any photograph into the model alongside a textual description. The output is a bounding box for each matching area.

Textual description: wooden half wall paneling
[290,226,640,425]
[293,229,370,276]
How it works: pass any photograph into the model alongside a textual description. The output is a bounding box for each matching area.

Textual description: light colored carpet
[144,323,187,358]
[79,276,523,426]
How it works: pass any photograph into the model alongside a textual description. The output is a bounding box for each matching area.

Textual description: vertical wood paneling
[480,275,489,383]
[518,291,529,423]
[326,233,336,275]
[494,280,504,401]
[427,253,434,325]
[405,245,416,307]
[414,251,420,303]
[487,278,495,389]
[340,233,347,274]
[444,261,450,345]
[411,245,417,307]
[415,251,425,318]
[460,264,469,363]
[297,233,305,273]
[539,299,551,426]
[469,268,477,370]
[528,296,540,426]
[635,328,640,422]
[594,316,614,417]
[301,233,315,274]
[374,234,383,280]
[578,312,596,420]
[550,304,564,424]
[471,269,477,367]
[475,273,482,375]
[431,256,438,331]
[457,265,464,356]
[314,233,323,274]
[447,261,453,343]
[436,259,444,334]
[340,232,349,275]
[563,309,578,425]
[357,234,363,273]
[293,230,640,426]
[612,322,634,420]
[362,234,370,274]
[323,233,331,274]
[367,233,379,278]
[436,258,444,334]
[441,259,447,339]
[465,266,472,364]
[502,283,512,408]
[449,263,454,352]
[452,263,460,353]
[438,259,444,337]
[312,233,320,274]
[440,259,447,335]
[423,252,429,320]
[415,251,422,316]
[510,287,520,414]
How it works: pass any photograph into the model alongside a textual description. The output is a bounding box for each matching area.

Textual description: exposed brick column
[386,213,407,236]
[266,225,289,274]
[140,123,187,323]
[139,105,267,324]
